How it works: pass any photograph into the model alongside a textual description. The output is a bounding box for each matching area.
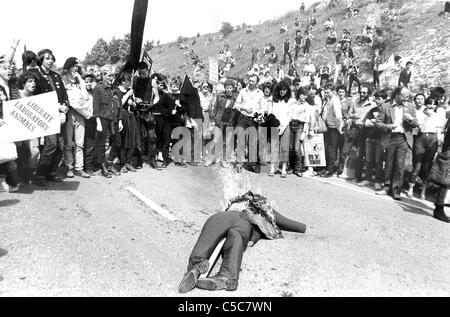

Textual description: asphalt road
[1,164,449,297]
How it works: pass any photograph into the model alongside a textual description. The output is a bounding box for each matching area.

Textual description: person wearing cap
[31,49,69,183]
[81,72,98,176]
[61,57,90,179]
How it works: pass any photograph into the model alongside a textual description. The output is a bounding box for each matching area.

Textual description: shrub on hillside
[220,22,234,37]
[177,36,188,45]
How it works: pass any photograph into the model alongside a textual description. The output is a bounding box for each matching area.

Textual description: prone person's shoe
[196,275,238,291]
[178,260,209,294]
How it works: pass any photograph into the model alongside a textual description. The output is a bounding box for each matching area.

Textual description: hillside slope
[149,0,450,90]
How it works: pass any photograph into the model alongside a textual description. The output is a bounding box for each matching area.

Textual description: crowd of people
[1,2,450,224]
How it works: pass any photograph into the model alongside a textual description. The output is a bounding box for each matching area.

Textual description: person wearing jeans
[359,89,388,190]
[321,83,343,177]
[62,57,90,178]
[407,93,446,199]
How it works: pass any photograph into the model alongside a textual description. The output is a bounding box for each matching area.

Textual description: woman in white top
[289,87,311,177]
[198,81,216,138]
[270,81,295,178]
[407,93,447,199]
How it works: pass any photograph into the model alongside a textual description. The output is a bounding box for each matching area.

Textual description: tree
[84,38,109,66]
[144,40,155,52]
[108,37,122,64]
[220,22,234,37]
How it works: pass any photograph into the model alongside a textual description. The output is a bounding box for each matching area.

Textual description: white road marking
[303,175,435,215]
[126,187,178,221]
[200,238,226,279]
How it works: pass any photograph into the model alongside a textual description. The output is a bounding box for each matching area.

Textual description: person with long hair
[270,81,295,178]
[31,49,69,183]
[289,87,311,177]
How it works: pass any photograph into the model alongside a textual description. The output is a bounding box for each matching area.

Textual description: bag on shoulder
[428,150,450,188]
[315,107,328,133]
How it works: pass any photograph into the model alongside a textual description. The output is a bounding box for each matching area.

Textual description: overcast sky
[0,0,315,67]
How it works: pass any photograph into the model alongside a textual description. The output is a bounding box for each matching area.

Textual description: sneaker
[125,163,137,172]
[358,180,371,187]
[120,167,128,174]
[374,183,382,191]
[204,160,214,167]
[176,160,188,168]
[8,183,21,193]
[148,161,161,170]
[66,170,75,178]
[74,171,91,179]
[375,188,390,196]
[220,161,229,168]
[85,170,96,177]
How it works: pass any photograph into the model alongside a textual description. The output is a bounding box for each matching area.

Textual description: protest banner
[304,133,326,167]
[0,92,60,143]
[208,57,219,83]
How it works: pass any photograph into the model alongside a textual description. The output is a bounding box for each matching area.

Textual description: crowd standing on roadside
[1,1,450,223]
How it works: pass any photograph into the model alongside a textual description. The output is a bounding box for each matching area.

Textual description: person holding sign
[0,56,21,192]
[31,49,69,183]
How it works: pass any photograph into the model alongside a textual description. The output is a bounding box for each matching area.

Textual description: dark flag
[142,51,153,72]
[122,0,149,72]
[180,75,203,120]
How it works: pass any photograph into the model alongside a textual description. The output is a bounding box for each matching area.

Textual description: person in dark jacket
[178,191,306,293]
[431,117,450,223]
[398,61,412,88]
[153,78,187,168]
[92,65,123,178]
[206,79,237,167]
[375,87,418,200]
[133,62,159,169]
[31,49,69,183]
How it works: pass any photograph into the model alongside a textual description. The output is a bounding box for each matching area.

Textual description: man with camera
[133,62,160,170]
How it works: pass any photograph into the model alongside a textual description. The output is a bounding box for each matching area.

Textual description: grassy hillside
[149,0,449,90]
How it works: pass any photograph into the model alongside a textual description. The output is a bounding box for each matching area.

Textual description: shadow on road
[16,181,81,194]
[0,199,20,208]
[397,201,433,218]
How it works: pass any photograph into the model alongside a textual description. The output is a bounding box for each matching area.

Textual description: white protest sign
[208,57,219,83]
[0,92,60,143]
[304,133,326,167]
